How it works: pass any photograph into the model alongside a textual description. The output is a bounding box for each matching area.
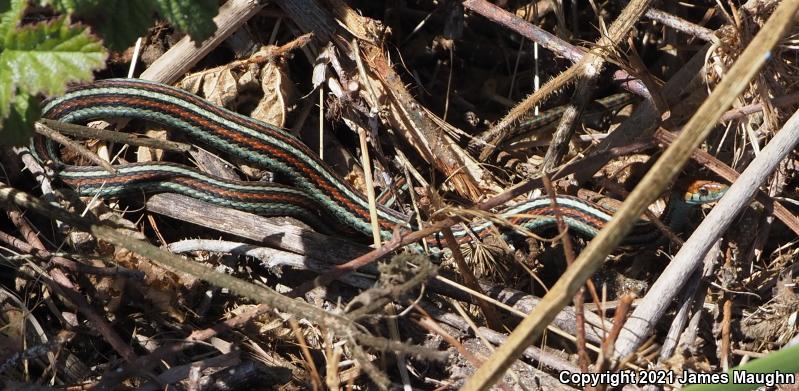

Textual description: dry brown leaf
[123,252,186,323]
[202,68,239,107]
[178,73,204,95]
[179,68,239,107]
[136,129,167,162]
[251,61,297,127]
[345,169,367,195]
[237,64,258,88]
[0,306,25,362]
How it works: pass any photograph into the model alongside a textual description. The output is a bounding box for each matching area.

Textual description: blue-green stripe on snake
[32,78,728,246]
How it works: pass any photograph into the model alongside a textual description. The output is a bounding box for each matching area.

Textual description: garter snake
[33,79,727,245]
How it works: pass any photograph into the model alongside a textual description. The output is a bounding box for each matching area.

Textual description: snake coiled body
[33,79,727,244]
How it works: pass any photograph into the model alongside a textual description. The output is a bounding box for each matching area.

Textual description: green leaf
[152,0,217,44]
[0,63,13,120]
[0,0,25,120]
[41,0,218,50]
[681,344,799,391]
[0,92,40,146]
[42,0,153,50]
[0,0,27,43]
[93,0,154,51]
[41,0,101,13]
[0,15,107,96]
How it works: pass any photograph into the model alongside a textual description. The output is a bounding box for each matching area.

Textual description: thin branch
[39,119,191,153]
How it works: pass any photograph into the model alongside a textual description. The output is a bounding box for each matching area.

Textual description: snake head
[683,180,728,205]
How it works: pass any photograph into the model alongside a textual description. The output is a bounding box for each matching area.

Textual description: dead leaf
[136,129,167,162]
[312,45,334,89]
[179,73,204,95]
[251,62,297,127]
[180,68,239,107]
[202,69,239,107]
[237,65,258,89]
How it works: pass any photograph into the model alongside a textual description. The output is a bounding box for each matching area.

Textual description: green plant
[0,0,219,145]
[682,344,799,391]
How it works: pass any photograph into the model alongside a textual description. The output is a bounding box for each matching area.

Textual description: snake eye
[699,187,709,196]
